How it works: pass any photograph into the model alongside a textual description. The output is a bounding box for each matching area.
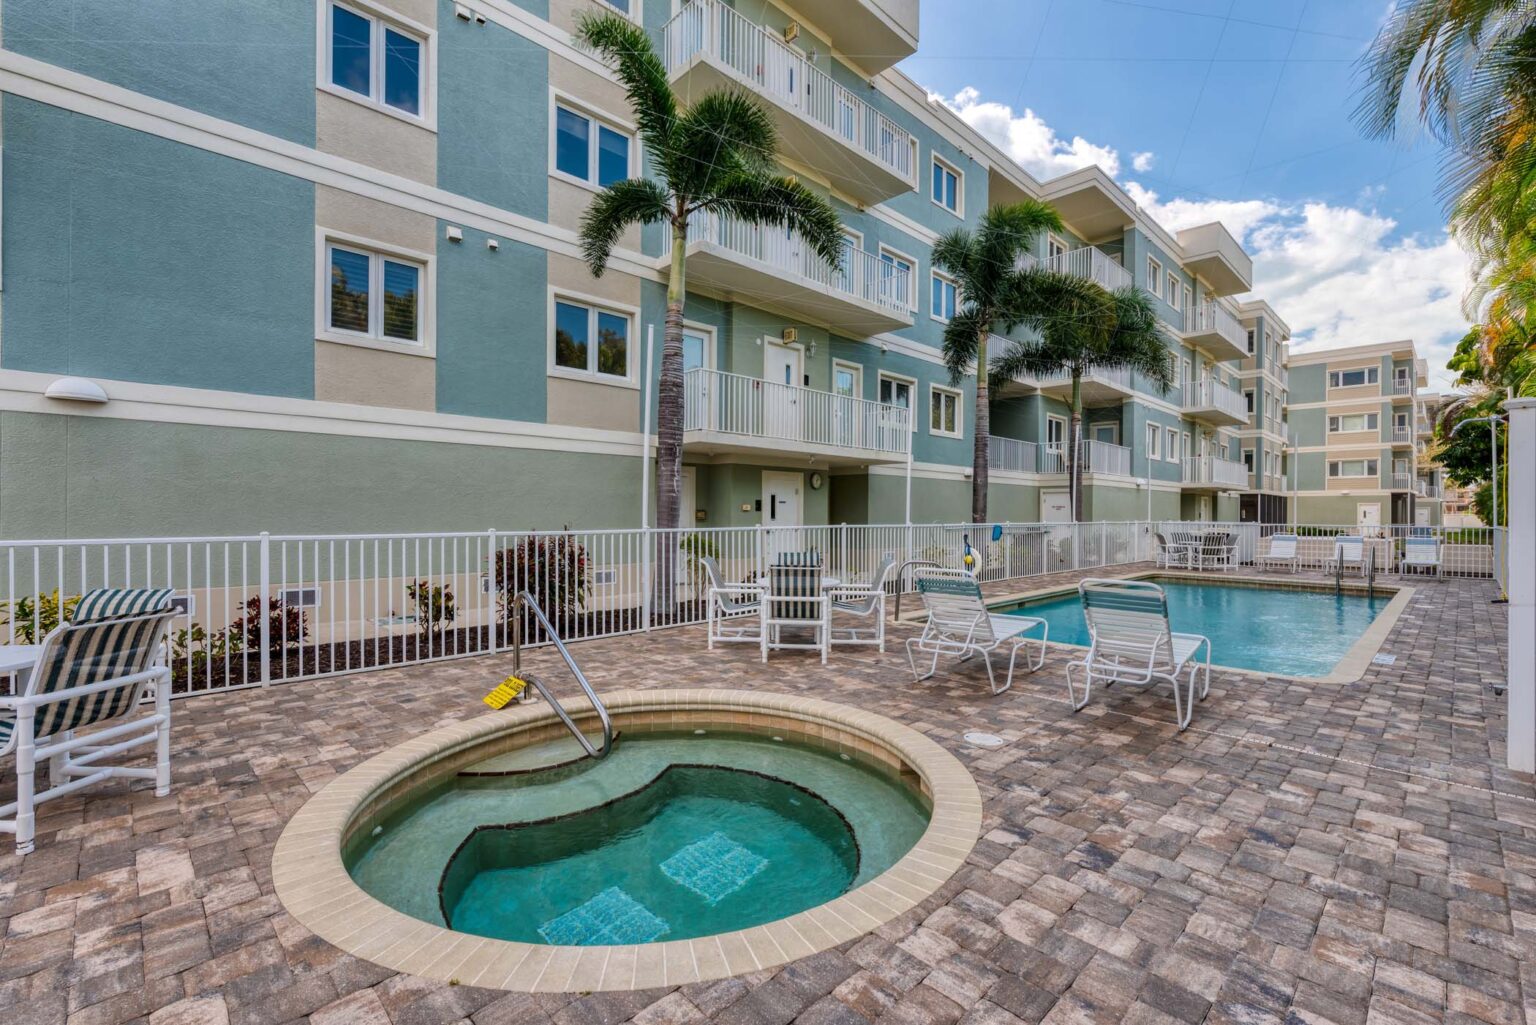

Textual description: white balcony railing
[1181,378,1248,420]
[1031,363,1135,393]
[1391,472,1412,489]
[1184,301,1246,352]
[668,211,911,315]
[662,0,915,186]
[1389,426,1412,444]
[987,438,1132,476]
[683,368,910,456]
[1390,379,1413,396]
[1417,483,1441,499]
[1046,246,1134,293]
[1182,456,1248,488]
[988,436,1042,474]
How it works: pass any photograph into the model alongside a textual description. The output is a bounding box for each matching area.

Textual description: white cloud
[1132,152,1155,173]
[931,87,1125,180]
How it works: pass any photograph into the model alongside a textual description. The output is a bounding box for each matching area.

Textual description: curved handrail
[509,591,613,759]
[892,559,944,621]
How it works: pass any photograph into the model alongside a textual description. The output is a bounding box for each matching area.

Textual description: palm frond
[705,173,843,266]
[940,309,986,384]
[930,228,975,283]
[578,178,672,277]
[670,90,777,196]
[574,13,677,173]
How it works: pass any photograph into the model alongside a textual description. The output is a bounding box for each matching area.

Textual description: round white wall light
[44,377,110,404]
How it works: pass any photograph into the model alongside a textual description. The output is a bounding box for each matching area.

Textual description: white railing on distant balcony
[1262,416,1288,442]
[1417,482,1441,499]
[1030,363,1134,393]
[1182,456,1248,488]
[987,438,1131,476]
[1046,246,1134,293]
[684,368,910,455]
[1390,379,1413,396]
[1180,378,1247,420]
[1391,472,1412,489]
[1389,426,1412,444]
[1184,301,1245,352]
[662,0,915,185]
[667,212,911,315]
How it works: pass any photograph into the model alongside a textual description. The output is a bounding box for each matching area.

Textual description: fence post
[486,528,499,654]
[1504,398,1534,773]
[839,523,848,578]
[258,532,271,687]
[641,528,653,633]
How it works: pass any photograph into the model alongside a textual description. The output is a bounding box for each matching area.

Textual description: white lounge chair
[702,557,763,649]
[828,553,895,652]
[1066,579,1210,731]
[761,560,828,664]
[905,568,1047,694]
[1,588,179,854]
[1399,536,1442,577]
[1326,536,1365,576]
[1255,533,1299,573]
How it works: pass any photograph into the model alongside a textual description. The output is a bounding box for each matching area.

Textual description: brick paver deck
[0,565,1524,1025]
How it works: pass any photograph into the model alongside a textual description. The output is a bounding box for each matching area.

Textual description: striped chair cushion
[767,565,821,622]
[27,612,170,741]
[72,588,175,624]
[774,551,821,569]
[917,574,983,600]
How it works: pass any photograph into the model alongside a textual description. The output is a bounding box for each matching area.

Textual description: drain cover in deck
[963,732,1006,748]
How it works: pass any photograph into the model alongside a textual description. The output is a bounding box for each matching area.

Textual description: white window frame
[1166,269,1179,305]
[1246,328,1256,355]
[878,245,918,311]
[316,0,437,130]
[879,372,917,433]
[548,89,636,192]
[928,384,963,439]
[930,154,963,217]
[1166,429,1182,463]
[1090,422,1119,445]
[1046,414,1067,451]
[1328,412,1379,434]
[315,227,435,356]
[1145,423,1162,461]
[1242,447,1255,474]
[594,0,643,21]
[1328,459,1379,479]
[1047,234,1069,261]
[1147,257,1162,292]
[1329,366,1379,388]
[681,320,715,374]
[832,359,863,399]
[546,286,640,388]
[1183,431,1193,464]
[930,271,959,323]
[1182,283,1192,314]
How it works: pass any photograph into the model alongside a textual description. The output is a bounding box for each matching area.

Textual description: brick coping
[270,689,982,993]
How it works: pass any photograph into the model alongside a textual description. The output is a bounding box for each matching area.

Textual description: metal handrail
[508,591,613,759]
[892,559,943,621]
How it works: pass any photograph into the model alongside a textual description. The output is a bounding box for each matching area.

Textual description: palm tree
[573,13,843,611]
[931,201,1065,522]
[990,283,1175,521]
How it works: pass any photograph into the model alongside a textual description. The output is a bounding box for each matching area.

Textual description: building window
[1167,430,1182,463]
[1328,412,1379,433]
[1328,459,1379,478]
[929,385,961,438]
[1047,234,1068,261]
[879,374,915,432]
[878,247,916,309]
[1246,328,1256,354]
[1146,423,1161,461]
[1146,257,1162,293]
[321,235,429,349]
[553,102,631,188]
[1046,415,1066,450]
[930,272,958,322]
[1166,270,1179,305]
[553,297,631,381]
[1243,389,1254,414]
[1328,366,1379,388]
[931,156,961,215]
[1242,448,1255,473]
[1182,283,1192,313]
[324,1,429,121]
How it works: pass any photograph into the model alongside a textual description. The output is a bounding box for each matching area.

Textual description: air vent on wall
[594,569,617,585]
[170,594,195,616]
[279,587,322,608]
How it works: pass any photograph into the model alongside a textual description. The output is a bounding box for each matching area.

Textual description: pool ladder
[507,591,613,760]
[1336,541,1379,600]
[892,559,943,621]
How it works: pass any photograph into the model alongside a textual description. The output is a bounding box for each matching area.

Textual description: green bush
[0,590,82,643]
[406,579,457,634]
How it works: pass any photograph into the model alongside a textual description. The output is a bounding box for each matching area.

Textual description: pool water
[998,578,1389,677]
[346,731,930,945]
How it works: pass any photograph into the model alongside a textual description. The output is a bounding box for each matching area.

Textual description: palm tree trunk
[653,221,688,623]
[972,329,989,523]
[1069,370,1083,523]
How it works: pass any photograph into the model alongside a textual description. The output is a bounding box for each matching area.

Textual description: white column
[1506,398,1535,773]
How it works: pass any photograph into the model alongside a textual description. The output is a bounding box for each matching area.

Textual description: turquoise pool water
[346,731,930,945]
[997,578,1389,677]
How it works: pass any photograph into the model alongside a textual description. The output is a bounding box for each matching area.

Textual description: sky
[899,0,1469,390]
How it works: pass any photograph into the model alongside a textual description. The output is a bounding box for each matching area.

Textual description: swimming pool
[996,577,1392,678]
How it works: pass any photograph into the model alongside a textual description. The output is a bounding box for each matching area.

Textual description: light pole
[1452,414,1507,531]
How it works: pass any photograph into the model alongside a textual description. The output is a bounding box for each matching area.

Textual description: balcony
[661,212,913,335]
[1391,472,1412,490]
[1029,363,1135,405]
[1181,456,1248,490]
[1390,379,1414,398]
[1388,426,1413,446]
[1175,222,1253,295]
[1417,482,1441,499]
[1046,245,1134,293]
[682,368,909,464]
[1181,301,1249,362]
[1180,379,1248,427]
[805,0,917,75]
[987,438,1132,477]
[662,0,917,206]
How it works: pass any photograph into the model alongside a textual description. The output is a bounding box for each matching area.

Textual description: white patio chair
[1065,579,1210,731]
[702,556,763,649]
[905,568,1047,695]
[1326,536,1365,576]
[1153,532,1194,570]
[1,588,178,854]
[828,553,895,652]
[1399,536,1442,577]
[761,561,828,664]
[1195,532,1239,572]
[1255,533,1299,573]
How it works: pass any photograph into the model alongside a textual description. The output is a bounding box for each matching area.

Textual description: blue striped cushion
[1081,586,1167,616]
[29,613,170,740]
[768,565,820,621]
[917,575,983,600]
[72,588,175,624]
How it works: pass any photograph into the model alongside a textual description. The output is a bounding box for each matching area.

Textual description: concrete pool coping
[903,571,1414,686]
[270,689,982,993]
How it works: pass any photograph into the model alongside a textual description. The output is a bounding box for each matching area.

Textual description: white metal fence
[1162,521,1506,584]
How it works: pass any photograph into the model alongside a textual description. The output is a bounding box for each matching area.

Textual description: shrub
[0,590,82,643]
[678,533,719,598]
[406,579,457,634]
[493,532,591,619]
[171,623,243,669]
[228,596,309,652]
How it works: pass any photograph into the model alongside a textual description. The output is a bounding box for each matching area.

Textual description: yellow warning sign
[483,676,529,709]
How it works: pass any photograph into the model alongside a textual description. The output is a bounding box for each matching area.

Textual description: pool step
[459,731,621,778]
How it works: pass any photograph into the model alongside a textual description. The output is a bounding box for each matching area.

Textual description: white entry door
[762,471,804,561]
[763,341,804,442]
[832,361,862,448]
[1041,490,1071,523]
[1357,502,1381,535]
[1415,504,1430,526]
